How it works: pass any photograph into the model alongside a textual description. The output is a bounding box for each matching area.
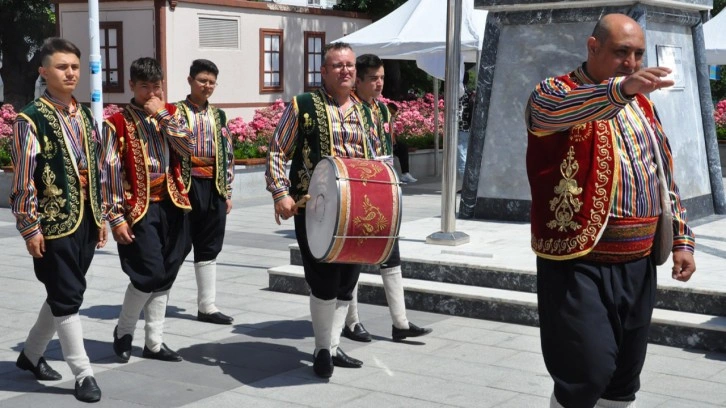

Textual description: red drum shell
[306,156,401,264]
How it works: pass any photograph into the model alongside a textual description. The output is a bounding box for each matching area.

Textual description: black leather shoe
[16,351,62,381]
[74,376,101,403]
[342,323,371,342]
[197,311,233,325]
[113,326,132,363]
[392,322,433,342]
[313,349,333,378]
[332,348,363,368]
[142,343,182,362]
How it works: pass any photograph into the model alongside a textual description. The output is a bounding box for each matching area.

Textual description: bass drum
[305,156,401,264]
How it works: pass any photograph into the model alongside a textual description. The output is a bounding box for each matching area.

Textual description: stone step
[288,245,726,317]
[268,264,726,353]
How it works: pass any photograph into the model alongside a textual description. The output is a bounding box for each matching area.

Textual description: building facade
[54,0,369,119]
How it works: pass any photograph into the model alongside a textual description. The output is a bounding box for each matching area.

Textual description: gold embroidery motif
[39,163,68,222]
[546,146,583,232]
[296,140,312,196]
[212,107,226,196]
[311,92,330,156]
[123,110,149,223]
[533,120,614,255]
[302,112,315,135]
[348,160,382,185]
[352,195,388,246]
[41,135,58,159]
[569,123,592,142]
[36,100,81,237]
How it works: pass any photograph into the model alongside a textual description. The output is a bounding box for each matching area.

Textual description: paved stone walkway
[0,177,725,407]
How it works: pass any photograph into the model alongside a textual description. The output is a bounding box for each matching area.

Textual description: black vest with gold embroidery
[358,99,393,156]
[18,98,104,239]
[288,90,332,202]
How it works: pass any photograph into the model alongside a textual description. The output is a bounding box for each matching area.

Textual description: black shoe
[313,349,333,378]
[112,326,132,363]
[331,348,363,368]
[74,376,101,403]
[392,322,433,342]
[16,351,62,381]
[197,311,233,325]
[142,343,182,362]
[342,323,372,342]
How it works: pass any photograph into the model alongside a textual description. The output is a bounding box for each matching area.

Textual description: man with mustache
[526,13,696,407]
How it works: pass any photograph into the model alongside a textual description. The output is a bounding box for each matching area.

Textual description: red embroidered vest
[107,103,191,225]
[527,75,658,260]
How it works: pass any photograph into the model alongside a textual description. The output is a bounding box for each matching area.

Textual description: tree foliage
[0,0,56,109]
[334,0,406,19]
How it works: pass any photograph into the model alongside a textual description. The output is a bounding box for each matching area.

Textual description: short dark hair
[39,37,81,66]
[356,54,384,79]
[189,59,219,78]
[322,42,353,65]
[386,102,398,115]
[130,57,163,83]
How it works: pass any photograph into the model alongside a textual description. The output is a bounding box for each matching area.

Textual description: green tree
[0,0,55,109]
[334,0,405,19]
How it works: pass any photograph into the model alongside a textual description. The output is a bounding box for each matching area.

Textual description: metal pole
[88,0,103,127]
[433,78,440,177]
[426,0,469,246]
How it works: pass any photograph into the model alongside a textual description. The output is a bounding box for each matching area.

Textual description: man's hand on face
[144,93,166,116]
[621,67,674,96]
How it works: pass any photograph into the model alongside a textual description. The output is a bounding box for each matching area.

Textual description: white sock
[195,260,219,314]
[309,295,336,356]
[23,302,57,365]
[550,393,565,408]
[117,283,152,338]
[54,314,93,382]
[144,290,169,353]
[331,300,350,356]
[345,283,360,330]
[381,266,409,329]
[596,398,637,407]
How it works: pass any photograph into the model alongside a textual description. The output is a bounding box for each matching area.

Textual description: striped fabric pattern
[583,216,659,263]
[265,88,376,201]
[528,65,694,253]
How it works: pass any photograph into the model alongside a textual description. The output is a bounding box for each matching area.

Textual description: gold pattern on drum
[353,195,388,245]
[348,161,382,185]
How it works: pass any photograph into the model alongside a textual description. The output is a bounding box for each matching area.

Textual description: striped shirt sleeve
[9,118,42,241]
[265,101,298,202]
[157,108,194,157]
[527,76,632,134]
[101,120,128,229]
[651,108,695,253]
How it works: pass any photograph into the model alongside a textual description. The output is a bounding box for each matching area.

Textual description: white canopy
[332,0,487,80]
[705,10,726,65]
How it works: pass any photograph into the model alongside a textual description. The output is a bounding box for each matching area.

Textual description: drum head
[306,158,340,260]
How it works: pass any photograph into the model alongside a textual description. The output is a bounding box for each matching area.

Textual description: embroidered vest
[527,74,660,260]
[358,100,393,156]
[288,91,333,202]
[107,103,191,225]
[176,102,229,197]
[17,98,103,239]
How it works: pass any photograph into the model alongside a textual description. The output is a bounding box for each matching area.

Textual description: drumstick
[294,194,311,209]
